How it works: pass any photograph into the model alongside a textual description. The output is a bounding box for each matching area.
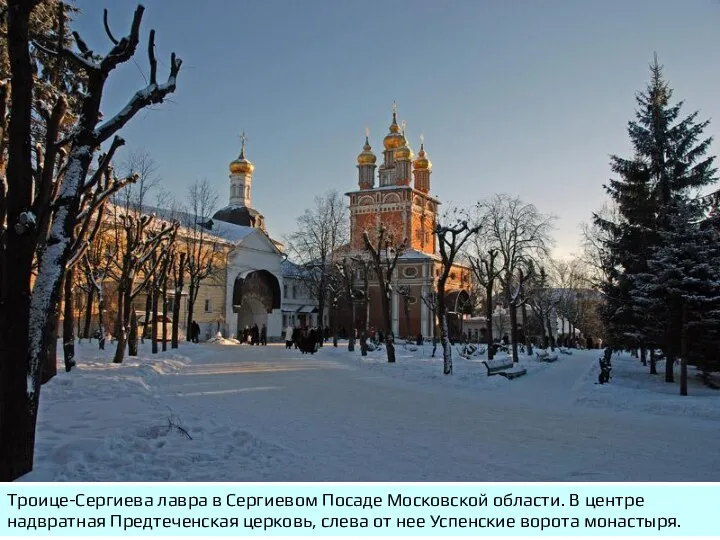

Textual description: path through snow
[25,342,720,481]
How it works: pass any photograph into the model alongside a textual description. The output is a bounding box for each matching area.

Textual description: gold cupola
[395,126,413,161]
[357,134,377,165]
[413,142,432,170]
[383,103,406,150]
[229,134,254,175]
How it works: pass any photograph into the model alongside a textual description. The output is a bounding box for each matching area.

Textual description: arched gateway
[232,270,281,338]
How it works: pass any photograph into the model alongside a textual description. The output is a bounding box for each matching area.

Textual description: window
[403,266,418,278]
[292,286,297,299]
[204,299,212,313]
[166,298,175,314]
[283,284,288,298]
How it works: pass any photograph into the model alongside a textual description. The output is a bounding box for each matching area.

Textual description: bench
[536,350,559,362]
[482,358,527,379]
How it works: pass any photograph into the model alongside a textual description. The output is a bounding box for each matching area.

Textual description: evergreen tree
[595,56,717,384]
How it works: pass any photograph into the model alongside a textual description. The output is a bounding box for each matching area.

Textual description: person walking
[251,323,259,345]
[284,325,293,349]
[260,324,267,346]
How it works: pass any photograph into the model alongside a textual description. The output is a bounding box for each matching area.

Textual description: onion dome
[395,141,414,161]
[413,142,432,170]
[357,135,377,165]
[383,107,406,150]
[229,136,254,175]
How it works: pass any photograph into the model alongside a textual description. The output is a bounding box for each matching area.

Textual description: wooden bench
[536,350,559,362]
[482,358,527,379]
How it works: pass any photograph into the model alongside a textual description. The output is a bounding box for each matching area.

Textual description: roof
[212,204,264,227]
[399,248,440,261]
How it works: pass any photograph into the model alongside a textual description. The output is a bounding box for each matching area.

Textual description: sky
[71,0,720,258]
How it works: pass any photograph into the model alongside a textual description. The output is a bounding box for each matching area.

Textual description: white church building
[199,136,321,340]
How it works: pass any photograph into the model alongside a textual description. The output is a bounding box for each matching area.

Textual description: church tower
[212,132,267,232]
[356,130,377,190]
[346,104,439,254]
[228,133,254,207]
[412,139,431,194]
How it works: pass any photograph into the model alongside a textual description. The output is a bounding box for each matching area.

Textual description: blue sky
[72,0,720,257]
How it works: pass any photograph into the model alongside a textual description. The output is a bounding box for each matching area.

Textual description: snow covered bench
[536,350,559,362]
[482,358,527,379]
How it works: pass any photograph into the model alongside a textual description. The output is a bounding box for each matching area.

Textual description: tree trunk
[97,295,106,350]
[680,305,687,396]
[172,290,181,348]
[546,319,554,351]
[665,351,675,383]
[82,285,95,339]
[128,306,139,356]
[162,285,168,352]
[0,0,38,482]
[62,269,76,372]
[509,302,519,362]
[113,288,128,363]
[650,349,657,374]
[142,291,152,342]
[378,285,395,363]
[151,283,159,354]
[485,284,494,360]
[348,302,356,352]
[40,301,59,384]
[521,302,533,355]
[316,295,325,348]
[360,330,367,356]
[436,277,452,375]
[640,347,647,366]
[186,281,195,341]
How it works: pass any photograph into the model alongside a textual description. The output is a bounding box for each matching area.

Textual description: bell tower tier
[228,132,254,207]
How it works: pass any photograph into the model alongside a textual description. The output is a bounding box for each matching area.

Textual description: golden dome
[383,106,406,150]
[357,136,377,165]
[229,139,254,174]
[395,143,413,161]
[413,143,432,170]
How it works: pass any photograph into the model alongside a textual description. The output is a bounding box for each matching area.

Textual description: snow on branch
[93,51,182,143]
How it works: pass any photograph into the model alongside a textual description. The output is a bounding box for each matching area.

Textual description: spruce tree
[595,56,717,383]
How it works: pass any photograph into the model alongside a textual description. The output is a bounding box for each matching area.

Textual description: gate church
[203,137,298,339]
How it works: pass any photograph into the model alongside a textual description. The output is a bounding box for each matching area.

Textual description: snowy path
[146,344,717,482]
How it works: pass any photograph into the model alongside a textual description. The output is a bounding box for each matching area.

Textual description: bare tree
[287,190,349,345]
[183,178,218,341]
[110,211,177,363]
[170,251,186,349]
[0,3,181,480]
[59,159,135,374]
[435,211,480,375]
[466,213,502,359]
[362,224,407,363]
[149,229,174,354]
[119,148,159,213]
[527,265,558,349]
[481,194,555,362]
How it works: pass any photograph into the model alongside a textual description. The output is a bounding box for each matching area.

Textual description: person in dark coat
[251,323,259,345]
[292,327,300,349]
[191,321,200,343]
[308,328,318,354]
[260,324,267,346]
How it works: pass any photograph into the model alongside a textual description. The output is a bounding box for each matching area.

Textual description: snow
[211,221,256,243]
[21,340,720,482]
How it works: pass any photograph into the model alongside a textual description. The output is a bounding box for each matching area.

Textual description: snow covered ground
[22,340,720,482]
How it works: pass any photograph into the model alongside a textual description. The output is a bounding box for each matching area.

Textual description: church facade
[336,106,472,339]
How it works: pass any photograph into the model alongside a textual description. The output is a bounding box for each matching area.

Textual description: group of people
[240,323,267,346]
[284,325,322,354]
